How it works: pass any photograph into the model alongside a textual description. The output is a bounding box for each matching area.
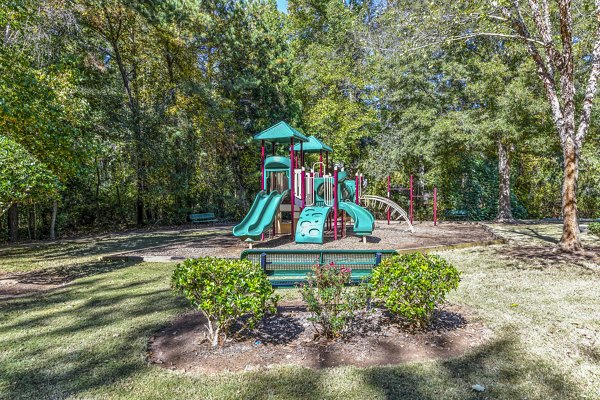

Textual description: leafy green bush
[171,257,278,347]
[300,263,368,338]
[588,222,600,237]
[370,253,460,329]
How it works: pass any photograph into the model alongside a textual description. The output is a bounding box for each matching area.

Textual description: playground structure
[233,121,376,244]
[380,175,438,226]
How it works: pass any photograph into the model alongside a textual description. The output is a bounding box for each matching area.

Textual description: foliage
[370,253,460,329]
[300,263,368,338]
[2,0,600,241]
[588,222,600,238]
[171,257,278,347]
[0,136,59,215]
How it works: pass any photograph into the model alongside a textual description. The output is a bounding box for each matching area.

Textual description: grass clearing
[0,227,229,275]
[0,224,598,399]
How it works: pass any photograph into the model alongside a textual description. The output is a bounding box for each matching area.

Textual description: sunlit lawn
[0,223,598,399]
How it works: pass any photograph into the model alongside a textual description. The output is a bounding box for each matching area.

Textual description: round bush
[588,222,600,238]
[171,257,278,347]
[370,253,460,328]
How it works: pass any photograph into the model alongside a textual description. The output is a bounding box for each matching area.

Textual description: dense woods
[1,0,599,250]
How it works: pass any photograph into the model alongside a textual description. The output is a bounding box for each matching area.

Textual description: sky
[276,0,288,12]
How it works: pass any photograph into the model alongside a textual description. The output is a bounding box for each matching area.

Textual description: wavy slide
[338,202,375,236]
[233,190,288,240]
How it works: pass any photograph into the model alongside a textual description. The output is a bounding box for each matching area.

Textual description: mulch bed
[147,301,490,373]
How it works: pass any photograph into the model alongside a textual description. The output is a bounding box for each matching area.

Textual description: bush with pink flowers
[300,263,368,338]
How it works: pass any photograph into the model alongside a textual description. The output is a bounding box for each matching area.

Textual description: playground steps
[295,206,331,244]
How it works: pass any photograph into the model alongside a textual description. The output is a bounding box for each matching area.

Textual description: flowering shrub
[171,257,278,347]
[300,262,368,338]
[370,253,460,329]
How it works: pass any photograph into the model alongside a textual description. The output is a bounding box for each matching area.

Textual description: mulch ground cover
[148,301,491,373]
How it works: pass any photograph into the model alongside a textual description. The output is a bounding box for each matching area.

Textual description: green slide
[295,206,332,244]
[233,190,288,239]
[338,202,375,236]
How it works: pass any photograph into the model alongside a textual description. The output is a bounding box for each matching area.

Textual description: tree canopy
[1,0,599,249]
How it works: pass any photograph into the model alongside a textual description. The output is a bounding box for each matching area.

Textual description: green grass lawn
[0,224,598,399]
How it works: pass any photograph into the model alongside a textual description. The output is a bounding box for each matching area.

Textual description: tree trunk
[33,203,37,240]
[8,204,18,242]
[559,137,582,251]
[106,25,145,226]
[496,140,513,222]
[95,160,101,225]
[136,165,145,225]
[50,200,57,240]
[27,206,33,240]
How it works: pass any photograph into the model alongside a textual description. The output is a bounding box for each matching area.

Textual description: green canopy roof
[254,121,309,144]
[293,136,333,153]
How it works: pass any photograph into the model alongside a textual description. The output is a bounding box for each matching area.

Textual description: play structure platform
[241,249,398,287]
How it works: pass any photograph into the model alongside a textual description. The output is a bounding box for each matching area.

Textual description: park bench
[444,209,468,220]
[189,212,218,224]
[240,249,398,287]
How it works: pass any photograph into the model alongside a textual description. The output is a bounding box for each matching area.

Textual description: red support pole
[333,166,339,240]
[359,174,363,205]
[290,139,295,238]
[300,142,304,167]
[387,175,391,225]
[261,141,265,241]
[301,167,306,209]
[260,140,265,191]
[409,175,414,224]
[342,210,345,238]
[319,151,323,176]
[310,169,314,206]
[433,187,437,226]
[355,173,359,204]
[325,152,329,175]
[272,143,276,237]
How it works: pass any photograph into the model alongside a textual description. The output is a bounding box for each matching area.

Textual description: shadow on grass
[0,229,228,264]
[0,271,186,399]
[492,245,600,271]
[363,334,581,400]
[1,259,140,286]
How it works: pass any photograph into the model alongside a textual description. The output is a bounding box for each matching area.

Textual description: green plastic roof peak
[293,136,333,153]
[254,121,309,144]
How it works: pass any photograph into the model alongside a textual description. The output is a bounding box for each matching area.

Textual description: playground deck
[112,222,500,261]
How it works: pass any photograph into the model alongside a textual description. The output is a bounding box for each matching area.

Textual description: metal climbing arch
[360,195,415,233]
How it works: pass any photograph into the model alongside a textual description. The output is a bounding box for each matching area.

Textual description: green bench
[189,212,218,224]
[240,249,398,287]
[445,209,468,220]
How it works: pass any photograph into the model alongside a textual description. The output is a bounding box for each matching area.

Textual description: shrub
[171,257,278,347]
[588,222,600,237]
[300,263,368,338]
[370,253,460,329]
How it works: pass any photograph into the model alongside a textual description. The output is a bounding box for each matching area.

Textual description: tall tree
[288,0,377,166]
[489,0,600,249]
